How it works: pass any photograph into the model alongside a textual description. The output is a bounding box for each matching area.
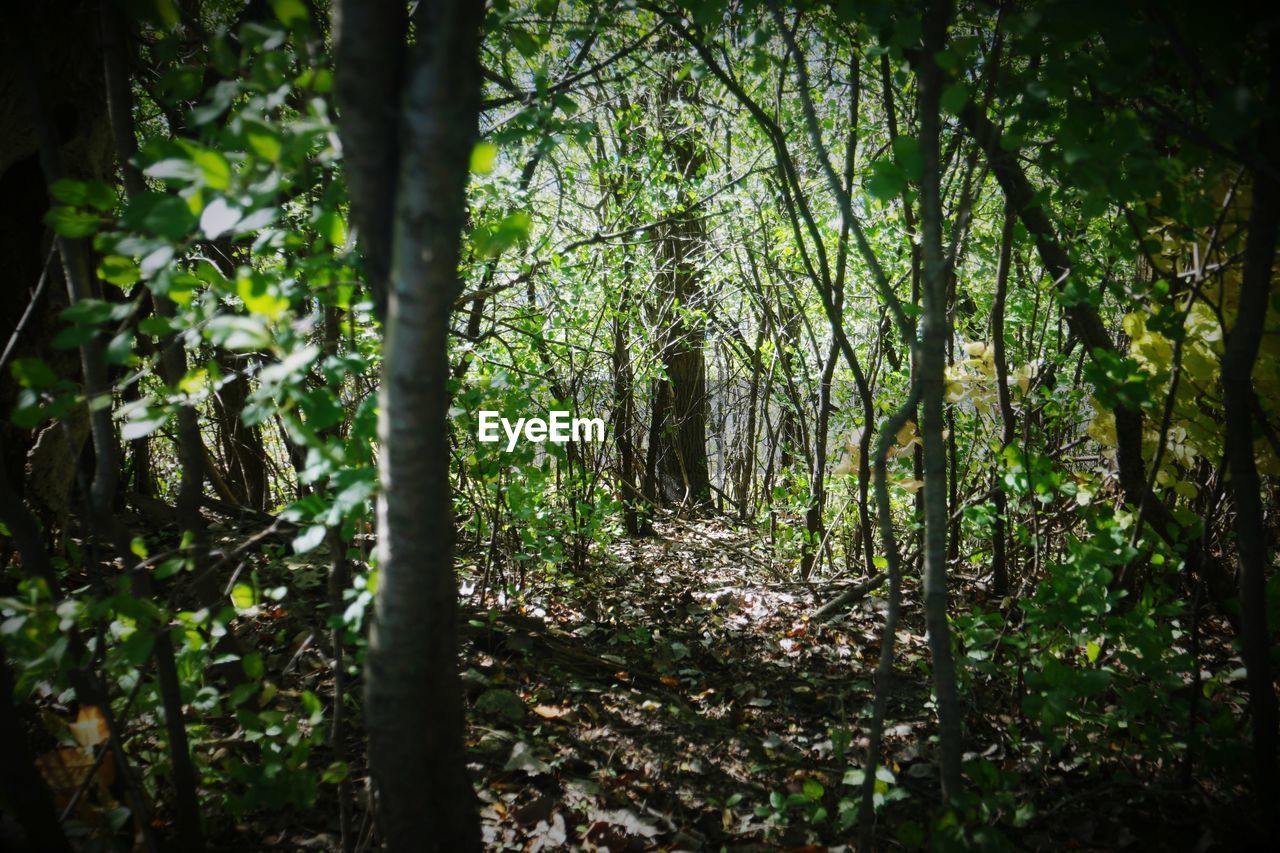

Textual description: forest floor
[457,514,935,852]
[210,514,1257,852]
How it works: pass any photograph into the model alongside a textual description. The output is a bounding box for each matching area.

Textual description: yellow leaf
[897,478,924,494]
[1014,361,1038,395]
[895,420,920,448]
[71,706,108,748]
[832,452,854,478]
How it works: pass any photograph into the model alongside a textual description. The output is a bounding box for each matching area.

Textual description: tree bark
[343,0,486,848]
[1222,38,1280,806]
[917,0,964,800]
[652,63,712,509]
[990,200,1017,598]
[333,0,407,322]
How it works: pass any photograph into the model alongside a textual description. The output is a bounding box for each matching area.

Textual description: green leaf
[10,358,56,389]
[139,316,176,337]
[472,210,532,257]
[192,149,231,190]
[99,255,142,287]
[141,196,197,239]
[105,331,135,365]
[231,584,258,612]
[471,142,499,175]
[155,559,186,580]
[52,326,98,350]
[120,631,155,666]
[61,299,124,326]
[122,410,170,441]
[145,157,201,183]
[314,209,346,247]
[891,137,923,180]
[236,271,289,320]
[270,0,309,26]
[51,179,117,210]
[44,206,101,238]
[206,316,272,351]
[200,197,242,239]
[321,761,350,784]
[246,128,283,162]
[941,82,970,116]
[242,651,265,679]
[292,524,328,555]
[866,158,905,201]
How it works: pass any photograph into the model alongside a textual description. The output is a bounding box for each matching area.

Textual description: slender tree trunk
[642,376,669,530]
[852,356,878,578]
[858,384,920,850]
[738,332,764,520]
[1222,41,1280,804]
[801,339,838,578]
[342,0,486,847]
[879,53,926,549]
[612,280,641,535]
[917,0,964,800]
[990,201,1017,598]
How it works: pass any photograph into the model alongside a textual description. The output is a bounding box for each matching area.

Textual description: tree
[1221,33,1279,805]
[336,0,485,848]
[916,0,964,800]
[651,56,713,509]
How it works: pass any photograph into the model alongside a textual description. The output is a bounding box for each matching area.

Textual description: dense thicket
[1,1,1277,850]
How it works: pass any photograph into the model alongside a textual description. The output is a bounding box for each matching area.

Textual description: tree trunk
[801,339,838,578]
[339,0,486,848]
[214,349,269,510]
[990,201,1017,598]
[653,70,712,509]
[917,0,964,800]
[612,280,641,535]
[1222,46,1280,804]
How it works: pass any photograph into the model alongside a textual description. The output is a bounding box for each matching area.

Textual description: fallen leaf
[532,704,570,719]
[504,741,551,775]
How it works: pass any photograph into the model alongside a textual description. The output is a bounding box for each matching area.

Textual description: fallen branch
[812,572,887,622]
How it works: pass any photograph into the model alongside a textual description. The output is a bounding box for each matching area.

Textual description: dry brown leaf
[532,704,569,719]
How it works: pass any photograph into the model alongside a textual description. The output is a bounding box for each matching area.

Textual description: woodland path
[453,517,1242,852]
[461,515,932,851]
[220,515,1242,852]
